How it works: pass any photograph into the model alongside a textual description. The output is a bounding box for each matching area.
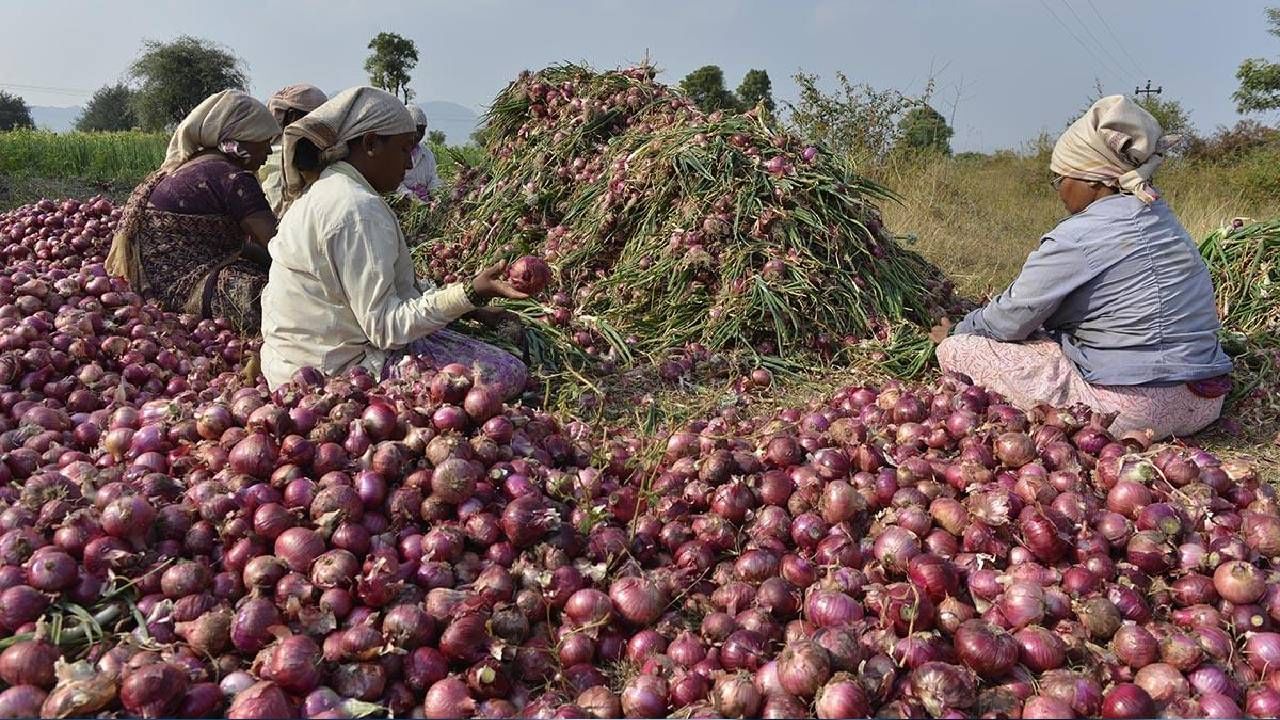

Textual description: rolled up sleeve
[954,236,1093,342]
[332,217,473,349]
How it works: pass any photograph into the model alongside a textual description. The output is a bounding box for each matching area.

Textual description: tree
[679,65,740,113]
[1135,95,1193,137]
[75,83,138,132]
[365,32,419,103]
[785,71,926,165]
[737,69,775,113]
[895,104,953,155]
[129,36,247,131]
[0,91,33,131]
[1234,7,1280,114]
[428,129,446,146]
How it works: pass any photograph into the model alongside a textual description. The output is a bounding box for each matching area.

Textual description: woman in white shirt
[398,104,442,201]
[259,84,328,216]
[259,87,528,398]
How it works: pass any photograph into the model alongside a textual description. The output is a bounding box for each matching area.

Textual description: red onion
[1214,560,1266,604]
[0,639,57,689]
[776,639,832,698]
[1100,683,1154,718]
[621,675,668,718]
[609,576,667,626]
[954,620,1019,678]
[912,661,977,716]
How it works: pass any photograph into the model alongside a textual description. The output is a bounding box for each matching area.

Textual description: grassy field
[0,130,477,210]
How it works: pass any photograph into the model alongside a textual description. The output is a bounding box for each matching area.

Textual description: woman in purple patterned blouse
[107,90,281,334]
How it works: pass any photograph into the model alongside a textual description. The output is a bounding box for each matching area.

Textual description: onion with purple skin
[954,620,1019,678]
[912,661,977,717]
[1100,683,1154,719]
[621,675,668,719]
[507,255,552,295]
[259,635,322,695]
[0,686,47,718]
[227,680,294,719]
[776,639,832,698]
[0,640,58,689]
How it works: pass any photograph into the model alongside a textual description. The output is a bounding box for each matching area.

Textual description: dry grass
[876,152,1276,297]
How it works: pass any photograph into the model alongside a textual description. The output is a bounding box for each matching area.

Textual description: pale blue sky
[1,0,1275,151]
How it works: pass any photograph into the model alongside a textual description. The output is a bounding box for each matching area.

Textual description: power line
[1083,0,1150,78]
[0,82,94,98]
[1034,0,1127,87]
[1060,0,1139,86]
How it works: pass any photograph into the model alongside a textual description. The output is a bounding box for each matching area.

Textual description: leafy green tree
[0,91,33,131]
[1135,95,1193,136]
[679,65,740,113]
[365,32,419,103]
[736,69,775,113]
[75,83,138,132]
[428,129,446,146]
[896,104,953,155]
[785,71,925,165]
[129,36,248,131]
[1234,7,1280,114]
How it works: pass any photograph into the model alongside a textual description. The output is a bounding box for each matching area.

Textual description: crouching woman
[259,87,528,398]
[937,96,1232,440]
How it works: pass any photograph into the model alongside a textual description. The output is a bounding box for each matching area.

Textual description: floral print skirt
[937,334,1226,440]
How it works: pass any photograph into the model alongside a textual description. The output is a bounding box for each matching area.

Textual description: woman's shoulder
[295,168,396,229]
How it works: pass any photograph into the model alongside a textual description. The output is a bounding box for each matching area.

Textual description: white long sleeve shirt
[260,161,473,389]
[397,143,442,200]
[257,143,286,217]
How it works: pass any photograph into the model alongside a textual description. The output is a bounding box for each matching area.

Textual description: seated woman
[107,90,280,334]
[260,84,328,216]
[937,95,1232,440]
[397,104,442,202]
[259,87,529,399]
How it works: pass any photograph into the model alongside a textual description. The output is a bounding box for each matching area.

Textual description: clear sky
[2,0,1276,151]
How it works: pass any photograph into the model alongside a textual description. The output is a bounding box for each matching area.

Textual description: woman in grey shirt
[937,96,1231,440]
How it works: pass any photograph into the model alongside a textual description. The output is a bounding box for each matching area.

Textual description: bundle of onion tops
[408,64,963,379]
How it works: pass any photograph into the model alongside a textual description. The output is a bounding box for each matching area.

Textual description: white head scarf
[407,104,429,129]
[267,84,329,125]
[282,86,416,198]
[1051,95,1180,204]
[161,90,279,173]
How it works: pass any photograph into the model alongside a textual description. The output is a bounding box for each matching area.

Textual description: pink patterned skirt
[382,329,529,402]
[936,335,1226,440]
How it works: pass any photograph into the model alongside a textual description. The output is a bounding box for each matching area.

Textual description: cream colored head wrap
[1051,95,1180,204]
[160,90,279,173]
[407,104,429,128]
[267,84,329,125]
[281,86,416,198]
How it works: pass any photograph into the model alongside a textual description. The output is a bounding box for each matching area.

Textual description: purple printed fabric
[383,328,529,401]
[149,157,271,221]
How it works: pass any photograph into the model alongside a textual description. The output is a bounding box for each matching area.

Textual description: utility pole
[1134,80,1162,98]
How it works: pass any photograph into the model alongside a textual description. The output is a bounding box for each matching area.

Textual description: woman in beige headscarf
[260,87,529,397]
[934,96,1232,441]
[259,84,328,216]
[106,89,280,333]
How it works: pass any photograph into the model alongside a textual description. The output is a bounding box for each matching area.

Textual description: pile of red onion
[0,197,1277,719]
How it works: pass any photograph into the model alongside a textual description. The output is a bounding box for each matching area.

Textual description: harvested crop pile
[1200,217,1280,343]
[0,195,1277,718]
[410,64,962,369]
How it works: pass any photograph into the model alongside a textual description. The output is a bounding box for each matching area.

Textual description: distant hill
[30,100,481,145]
[418,101,480,146]
[30,106,81,132]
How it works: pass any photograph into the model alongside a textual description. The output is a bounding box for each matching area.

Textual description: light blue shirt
[954,193,1232,386]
